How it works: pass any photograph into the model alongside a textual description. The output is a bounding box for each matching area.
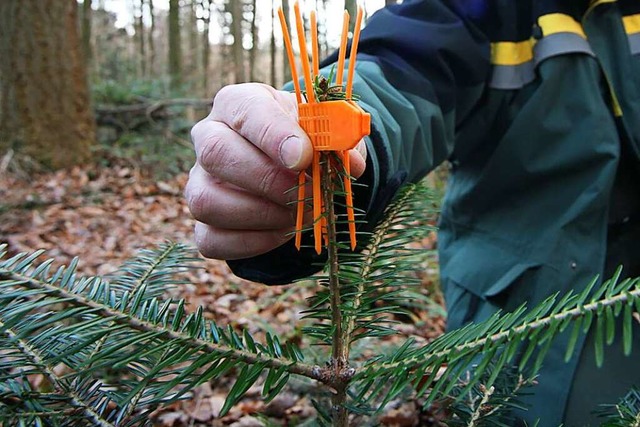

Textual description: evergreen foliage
[599,387,640,427]
[1,182,639,425]
[0,243,306,425]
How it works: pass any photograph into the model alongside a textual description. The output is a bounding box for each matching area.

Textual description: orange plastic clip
[279,1,370,255]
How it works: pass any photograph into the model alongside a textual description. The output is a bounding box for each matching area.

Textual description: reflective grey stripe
[490,32,595,90]
[629,33,640,55]
[533,32,595,66]
[489,61,535,90]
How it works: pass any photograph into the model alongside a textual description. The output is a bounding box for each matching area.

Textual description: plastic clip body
[278,2,371,255]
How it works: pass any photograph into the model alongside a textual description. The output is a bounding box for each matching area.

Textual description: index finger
[211,83,313,171]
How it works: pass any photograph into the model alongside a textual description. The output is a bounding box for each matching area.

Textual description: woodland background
[1,1,449,425]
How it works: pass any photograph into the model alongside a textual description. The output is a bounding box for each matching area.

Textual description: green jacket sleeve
[227,0,491,284]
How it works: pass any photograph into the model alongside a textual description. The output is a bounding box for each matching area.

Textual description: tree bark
[81,0,92,70]
[168,0,182,90]
[201,0,212,93]
[270,0,277,87]
[217,2,229,86]
[345,0,357,32]
[147,0,156,75]
[249,0,259,82]
[189,0,199,81]
[0,0,95,169]
[135,0,146,77]
[318,0,329,59]
[231,0,245,83]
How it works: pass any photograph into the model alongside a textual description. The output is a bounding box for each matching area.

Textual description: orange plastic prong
[340,150,357,250]
[293,2,316,104]
[336,10,350,87]
[312,151,323,254]
[311,10,320,77]
[346,6,365,100]
[277,7,302,104]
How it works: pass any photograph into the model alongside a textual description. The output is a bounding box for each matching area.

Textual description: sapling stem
[321,152,350,427]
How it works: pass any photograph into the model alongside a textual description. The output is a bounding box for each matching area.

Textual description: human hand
[186,83,367,260]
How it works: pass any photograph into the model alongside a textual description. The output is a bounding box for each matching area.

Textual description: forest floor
[0,160,446,426]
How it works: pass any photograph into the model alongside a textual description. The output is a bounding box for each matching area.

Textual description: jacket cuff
[226,238,326,285]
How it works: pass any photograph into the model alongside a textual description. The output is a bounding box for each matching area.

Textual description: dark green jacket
[229,1,640,424]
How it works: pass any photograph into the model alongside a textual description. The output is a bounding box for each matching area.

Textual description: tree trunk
[231,0,245,83]
[318,0,329,59]
[0,0,95,169]
[81,0,92,70]
[147,0,156,75]
[217,2,229,86]
[168,0,182,90]
[135,0,146,77]
[201,0,212,93]
[270,0,277,87]
[345,0,357,32]
[189,0,199,81]
[249,0,258,82]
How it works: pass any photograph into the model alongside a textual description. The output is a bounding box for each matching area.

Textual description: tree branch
[0,320,115,427]
[362,284,640,375]
[0,271,325,384]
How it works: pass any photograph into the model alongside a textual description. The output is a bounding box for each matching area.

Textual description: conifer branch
[343,184,420,345]
[467,385,493,427]
[82,241,188,421]
[352,273,640,411]
[0,270,321,382]
[126,241,178,296]
[85,242,180,385]
[0,320,115,427]
[598,387,640,425]
[366,284,640,374]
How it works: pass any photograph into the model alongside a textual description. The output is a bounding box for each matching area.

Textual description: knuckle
[262,202,295,228]
[254,201,277,227]
[256,120,279,151]
[195,225,221,259]
[258,202,276,224]
[185,182,210,221]
[187,164,198,180]
[197,134,227,173]
[257,166,282,197]
[213,85,235,108]
[190,119,205,146]
[197,243,219,260]
[197,241,220,260]
[228,95,260,131]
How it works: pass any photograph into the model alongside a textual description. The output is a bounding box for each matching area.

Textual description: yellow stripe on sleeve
[539,13,587,38]
[491,40,534,66]
[623,14,640,35]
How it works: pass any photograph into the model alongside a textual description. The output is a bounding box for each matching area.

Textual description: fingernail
[280,136,303,169]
